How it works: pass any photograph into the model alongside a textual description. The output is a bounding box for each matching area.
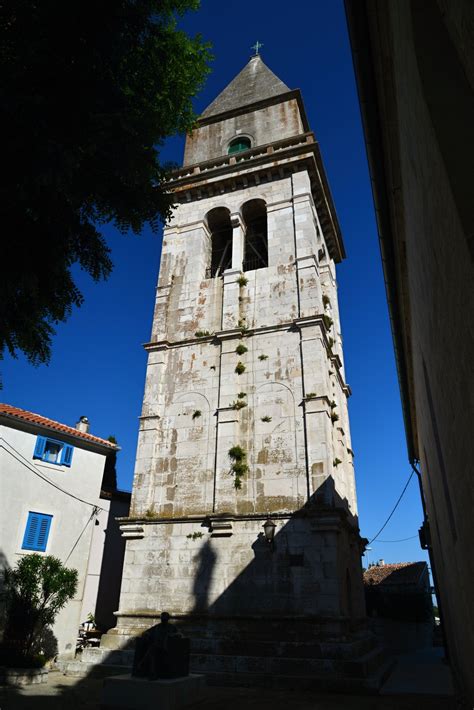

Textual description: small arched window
[228,137,251,155]
[242,199,268,272]
[206,207,233,277]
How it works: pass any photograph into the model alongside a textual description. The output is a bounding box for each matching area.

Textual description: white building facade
[0,404,125,658]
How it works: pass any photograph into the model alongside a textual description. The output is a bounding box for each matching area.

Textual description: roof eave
[0,413,119,453]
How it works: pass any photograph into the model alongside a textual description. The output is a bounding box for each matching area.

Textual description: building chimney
[76,415,90,433]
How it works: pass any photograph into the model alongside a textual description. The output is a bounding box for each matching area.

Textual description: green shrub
[261,415,272,422]
[237,274,248,287]
[192,410,201,420]
[322,294,331,308]
[1,555,78,667]
[235,361,246,375]
[235,343,248,355]
[258,354,268,361]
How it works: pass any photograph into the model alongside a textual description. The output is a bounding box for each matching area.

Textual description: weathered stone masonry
[103,56,375,686]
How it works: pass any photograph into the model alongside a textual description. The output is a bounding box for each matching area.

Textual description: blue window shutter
[33,436,46,460]
[61,444,73,467]
[22,512,52,551]
[37,515,52,551]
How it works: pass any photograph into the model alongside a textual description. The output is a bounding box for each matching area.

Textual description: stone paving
[0,671,458,710]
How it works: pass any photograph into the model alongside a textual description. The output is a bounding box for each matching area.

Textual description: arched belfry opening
[206,207,233,277]
[242,199,268,272]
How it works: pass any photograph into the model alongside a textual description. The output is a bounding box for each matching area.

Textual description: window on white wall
[33,436,73,467]
[22,512,53,552]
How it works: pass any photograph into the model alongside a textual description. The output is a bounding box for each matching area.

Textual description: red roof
[0,404,118,450]
[363,562,427,587]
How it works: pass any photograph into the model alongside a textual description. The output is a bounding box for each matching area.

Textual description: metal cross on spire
[251,41,264,56]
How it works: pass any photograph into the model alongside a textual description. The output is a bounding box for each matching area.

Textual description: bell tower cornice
[168,132,345,262]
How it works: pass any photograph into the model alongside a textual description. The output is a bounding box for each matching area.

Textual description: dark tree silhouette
[0,0,211,365]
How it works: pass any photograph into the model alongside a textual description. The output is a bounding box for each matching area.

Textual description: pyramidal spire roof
[201,55,290,119]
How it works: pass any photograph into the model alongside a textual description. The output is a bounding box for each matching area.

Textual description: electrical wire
[367,469,415,544]
[374,534,419,543]
[0,440,109,512]
[64,508,98,564]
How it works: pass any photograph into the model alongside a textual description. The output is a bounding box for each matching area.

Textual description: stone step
[63,660,130,678]
[190,646,388,680]
[189,634,375,660]
[80,647,135,666]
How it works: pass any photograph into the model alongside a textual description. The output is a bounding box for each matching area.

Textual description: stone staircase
[61,633,393,692]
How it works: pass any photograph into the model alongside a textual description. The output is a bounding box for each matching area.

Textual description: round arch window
[228,137,251,155]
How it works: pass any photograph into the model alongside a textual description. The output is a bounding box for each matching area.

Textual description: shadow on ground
[0,671,458,710]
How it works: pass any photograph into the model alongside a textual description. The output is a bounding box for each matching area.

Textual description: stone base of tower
[64,509,392,690]
[69,615,390,692]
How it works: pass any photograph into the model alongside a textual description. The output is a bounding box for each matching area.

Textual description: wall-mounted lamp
[263,518,276,547]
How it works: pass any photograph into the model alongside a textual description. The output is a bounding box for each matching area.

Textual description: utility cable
[374,534,419,543]
[64,507,99,564]
[0,440,109,512]
[368,469,414,544]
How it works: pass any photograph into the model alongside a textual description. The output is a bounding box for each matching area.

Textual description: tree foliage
[1,554,78,666]
[0,0,211,365]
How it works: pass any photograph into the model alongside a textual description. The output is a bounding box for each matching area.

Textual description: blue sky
[2,0,427,569]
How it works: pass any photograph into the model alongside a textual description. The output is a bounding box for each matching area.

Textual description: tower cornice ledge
[168,133,344,262]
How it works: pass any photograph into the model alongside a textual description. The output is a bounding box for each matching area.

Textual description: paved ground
[0,672,458,710]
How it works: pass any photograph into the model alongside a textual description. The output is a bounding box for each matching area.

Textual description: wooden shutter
[22,512,52,551]
[61,444,74,467]
[33,436,46,460]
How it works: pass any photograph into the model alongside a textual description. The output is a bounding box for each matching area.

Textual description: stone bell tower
[109,55,378,687]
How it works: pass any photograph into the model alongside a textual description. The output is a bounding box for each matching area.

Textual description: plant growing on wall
[235,343,247,355]
[192,410,201,419]
[237,274,248,287]
[330,400,337,409]
[322,294,331,308]
[228,445,248,489]
[328,337,334,349]
[0,554,78,668]
[322,314,333,331]
[331,412,339,423]
[261,415,272,422]
[258,354,268,361]
[238,319,248,333]
[230,399,247,410]
[305,392,317,400]
[237,392,246,399]
[195,330,211,338]
[333,458,342,467]
[235,361,245,375]
[186,532,203,540]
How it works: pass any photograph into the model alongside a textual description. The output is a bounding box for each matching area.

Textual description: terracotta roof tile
[363,562,427,587]
[0,404,118,450]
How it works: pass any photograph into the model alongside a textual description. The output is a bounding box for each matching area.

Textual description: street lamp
[263,518,276,547]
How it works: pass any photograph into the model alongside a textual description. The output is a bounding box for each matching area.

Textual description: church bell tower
[112,54,373,686]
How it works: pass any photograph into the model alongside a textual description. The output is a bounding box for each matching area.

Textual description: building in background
[95,54,391,690]
[364,561,433,652]
[0,404,130,658]
[345,1,474,702]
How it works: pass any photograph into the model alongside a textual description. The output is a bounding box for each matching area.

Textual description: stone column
[230,213,245,271]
